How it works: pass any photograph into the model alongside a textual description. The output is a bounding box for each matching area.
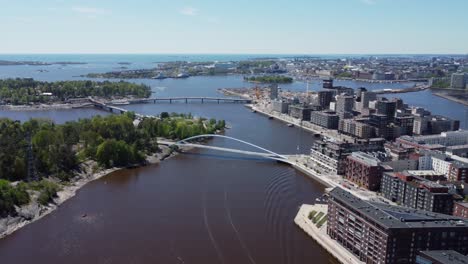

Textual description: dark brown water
[0,105,339,264]
[0,55,465,263]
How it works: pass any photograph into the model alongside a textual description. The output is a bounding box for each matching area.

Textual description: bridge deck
[158,140,291,164]
[130,97,252,104]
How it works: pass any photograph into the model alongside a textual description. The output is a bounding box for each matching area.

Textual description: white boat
[152,73,167,79]
[176,73,190,78]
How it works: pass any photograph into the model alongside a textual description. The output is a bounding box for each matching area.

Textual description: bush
[308,210,317,220]
[312,212,325,224]
[0,180,30,216]
[96,139,140,168]
[28,180,60,206]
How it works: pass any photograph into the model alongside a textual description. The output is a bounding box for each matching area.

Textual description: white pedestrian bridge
[158,134,292,164]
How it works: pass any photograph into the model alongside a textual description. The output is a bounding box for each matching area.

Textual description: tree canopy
[0,78,151,105]
[244,75,293,84]
[0,112,225,215]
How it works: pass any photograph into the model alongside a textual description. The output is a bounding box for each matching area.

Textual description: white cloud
[180,7,198,16]
[72,6,109,15]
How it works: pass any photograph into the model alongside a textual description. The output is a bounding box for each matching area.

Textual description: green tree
[160,112,170,119]
[0,180,30,216]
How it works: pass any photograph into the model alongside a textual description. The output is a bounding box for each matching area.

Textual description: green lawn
[312,212,325,224]
[316,215,328,228]
[308,210,317,220]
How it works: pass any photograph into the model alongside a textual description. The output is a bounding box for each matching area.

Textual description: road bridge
[127,97,252,104]
[88,98,147,119]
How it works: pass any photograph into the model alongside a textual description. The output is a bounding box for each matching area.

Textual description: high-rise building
[310,110,340,129]
[451,73,467,89]
[381,171,454,215]
[322,78,333,89]
[376,98,397,119]
[417,151,468,183]
[271,99,290,114]
[453,202,468,219]
[335,94,354,113]
[339,118,375,139]
[288,104,313,121]
[360,91,377,110]
[345,152,383,191]
[327,188,468,264]
[316,90,334,109]
[413,115,460,135]
[395,116,415,136]
[309,138,385,175]
[397,131,468,149]
[416,250,468,264]
[392,97,405,110]
[269,84,279,99]
[356,87,367,99]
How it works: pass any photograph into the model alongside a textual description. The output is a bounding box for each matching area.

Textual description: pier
[373,85,429,94]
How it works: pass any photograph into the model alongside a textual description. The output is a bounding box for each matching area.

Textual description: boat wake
[223,186,257,264]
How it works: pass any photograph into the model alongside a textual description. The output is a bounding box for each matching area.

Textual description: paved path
[288,155,381,201]
[248,104,355,142]
[294,204,364,264]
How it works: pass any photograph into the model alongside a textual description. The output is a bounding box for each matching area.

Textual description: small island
[0,112,225,237]
[0,60,87,66]
[0,78,151,106]
[84,60,287,80]
[243,75,293,84]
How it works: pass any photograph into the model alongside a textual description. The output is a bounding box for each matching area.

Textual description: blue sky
[0,0,467,54]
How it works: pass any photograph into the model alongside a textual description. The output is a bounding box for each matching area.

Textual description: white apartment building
[399,130,468,147]
[419,154,453,176]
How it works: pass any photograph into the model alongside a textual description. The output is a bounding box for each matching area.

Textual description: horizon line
[0,52,467,56]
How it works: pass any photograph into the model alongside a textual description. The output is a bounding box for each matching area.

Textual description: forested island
[0,78,151,105]
[0,113,225,234]
[84,60,287,79]
[244,75,293,84]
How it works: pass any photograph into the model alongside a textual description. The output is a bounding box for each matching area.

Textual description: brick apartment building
[345,152,383,191]
[327,188,468,264]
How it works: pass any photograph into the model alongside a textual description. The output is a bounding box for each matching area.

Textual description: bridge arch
[176,134,288,161]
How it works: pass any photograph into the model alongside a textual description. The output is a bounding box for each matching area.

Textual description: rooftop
[399,130,468,144]
[447,144,468,150]
[455,202,468,207]
[312,110,338,116]
[418,250,468,264]
[349,151,381,166]
[329,187,468,229]
[406,170,445,176]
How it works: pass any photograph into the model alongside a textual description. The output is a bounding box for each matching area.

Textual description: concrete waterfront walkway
[294,204,364,264]
[287,155,380,202]
[247,104,355,142]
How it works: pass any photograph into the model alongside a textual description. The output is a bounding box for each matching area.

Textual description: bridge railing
[174,134,289,161]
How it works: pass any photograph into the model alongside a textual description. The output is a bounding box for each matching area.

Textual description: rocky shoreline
[0,103,90,111]
[0,145,176,239]
[433,92,468,106]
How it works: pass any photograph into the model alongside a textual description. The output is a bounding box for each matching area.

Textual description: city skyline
[0,0,467,54]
